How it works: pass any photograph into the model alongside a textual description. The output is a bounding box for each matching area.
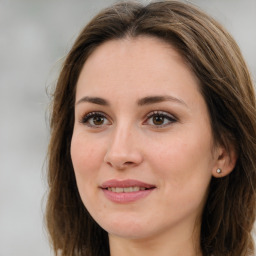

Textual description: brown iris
[93,116,104,125]
[152,115,165,125]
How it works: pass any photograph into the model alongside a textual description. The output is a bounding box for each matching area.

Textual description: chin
[107,227,151,240]
[97,215,152,239]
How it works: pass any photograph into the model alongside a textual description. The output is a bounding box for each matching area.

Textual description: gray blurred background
[0,0,255,255]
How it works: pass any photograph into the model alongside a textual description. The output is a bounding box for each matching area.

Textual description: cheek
[152,139,212,221]
[71,133,103,172]
[70,134,111,225]
[148,128,214,195]
[70,133,104,201]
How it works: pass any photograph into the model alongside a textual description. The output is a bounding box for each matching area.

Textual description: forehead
[87,36,181,60]
[75,36,201,103]
[79,36,184,76]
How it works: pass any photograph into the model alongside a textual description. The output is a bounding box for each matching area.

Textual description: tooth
[107,187,147,193]
[116,187,124,193]
[124,187,131,192]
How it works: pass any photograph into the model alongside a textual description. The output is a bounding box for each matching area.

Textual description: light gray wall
[0,1,255,255]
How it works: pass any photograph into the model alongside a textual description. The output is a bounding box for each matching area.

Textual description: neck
[109,223,202,256]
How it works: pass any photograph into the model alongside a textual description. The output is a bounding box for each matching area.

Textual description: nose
[104,125,143,170]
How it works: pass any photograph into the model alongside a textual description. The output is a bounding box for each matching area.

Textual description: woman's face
[71,36,220,240]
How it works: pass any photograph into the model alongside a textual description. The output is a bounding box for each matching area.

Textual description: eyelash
[79,111,111,128]
[144,111,177,128]
[79,111,177,128]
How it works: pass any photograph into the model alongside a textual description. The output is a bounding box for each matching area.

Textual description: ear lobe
[212,145,237,178]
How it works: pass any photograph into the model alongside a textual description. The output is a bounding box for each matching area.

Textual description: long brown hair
[46,1,256,255]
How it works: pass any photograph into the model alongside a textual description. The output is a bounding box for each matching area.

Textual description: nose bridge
[109,122,134,158]
[104,121,142,169]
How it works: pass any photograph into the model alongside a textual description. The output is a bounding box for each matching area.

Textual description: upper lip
[100,179,156,189]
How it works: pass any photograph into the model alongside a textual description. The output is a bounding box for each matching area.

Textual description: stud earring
[216,168,222,174]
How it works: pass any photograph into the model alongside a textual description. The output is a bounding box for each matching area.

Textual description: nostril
[107,162,113,167]
[104,150,143,170]
[124,161,134,165]
[106,161,135,170]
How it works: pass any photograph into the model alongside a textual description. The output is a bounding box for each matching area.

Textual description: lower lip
[102,189,154,203]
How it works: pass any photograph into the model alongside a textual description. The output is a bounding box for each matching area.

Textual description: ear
[212,144,237,178]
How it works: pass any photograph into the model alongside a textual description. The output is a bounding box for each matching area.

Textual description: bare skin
[71,36,236,256]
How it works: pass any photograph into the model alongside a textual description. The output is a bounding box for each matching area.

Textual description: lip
[101,179,155,189]
[100,179,156,203]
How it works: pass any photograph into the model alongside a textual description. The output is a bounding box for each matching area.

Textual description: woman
[46,1,256,256]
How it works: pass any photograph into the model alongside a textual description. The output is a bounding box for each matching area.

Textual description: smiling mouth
[100,179,156,201]
[106,186,150,193]
[101,179,156,192]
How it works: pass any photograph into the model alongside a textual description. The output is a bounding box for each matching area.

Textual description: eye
[80,112,111,128]
[144,111,177,128]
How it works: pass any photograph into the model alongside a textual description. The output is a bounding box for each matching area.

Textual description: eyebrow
[76,95,187,107]
[137,95,187,107]
[76,96,110,106]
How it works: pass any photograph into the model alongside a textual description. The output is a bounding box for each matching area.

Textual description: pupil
[153,116,164,125]
[93,116,104,125]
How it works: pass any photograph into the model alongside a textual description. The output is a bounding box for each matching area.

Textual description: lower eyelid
[78,113,103,125]
[144,111,177,126]
[150,117,175,124]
